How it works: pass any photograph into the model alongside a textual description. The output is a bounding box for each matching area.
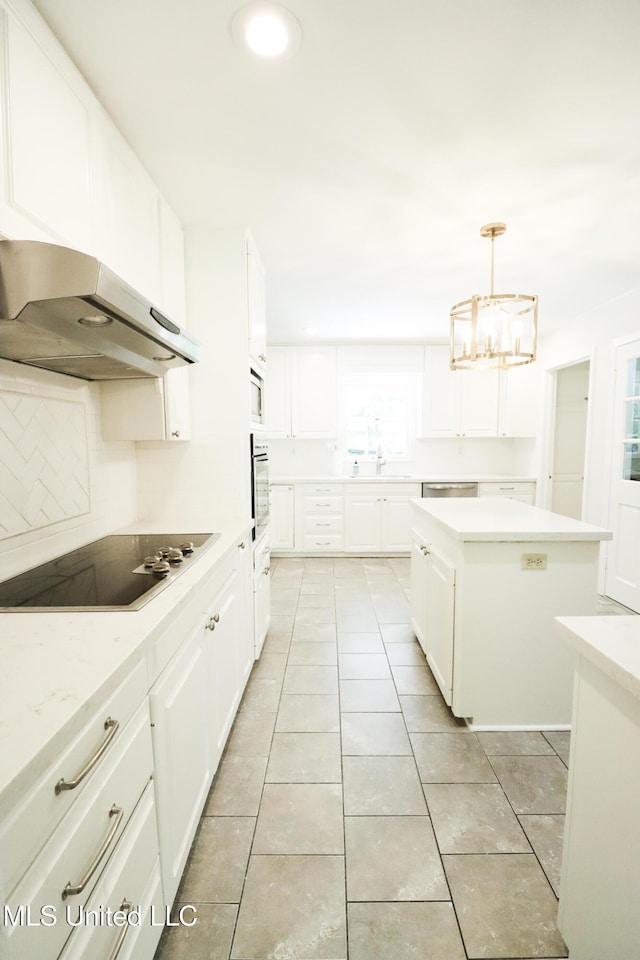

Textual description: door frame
[540,353,595,518]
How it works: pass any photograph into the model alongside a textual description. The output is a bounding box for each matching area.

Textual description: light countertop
[271,474,537,483]
[0,515,251,808]
[556,615,640,701]
[410,496,613,542]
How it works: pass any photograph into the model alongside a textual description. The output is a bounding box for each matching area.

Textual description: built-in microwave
[250,368,264,426]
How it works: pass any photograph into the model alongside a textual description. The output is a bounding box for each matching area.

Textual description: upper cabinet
[265,346,337,439]
[0,0,186,325]
[247,232,267,371]
[0,8,93,249]
[93,118,161,304]
[421,346,500,438]
[420,345,539,439]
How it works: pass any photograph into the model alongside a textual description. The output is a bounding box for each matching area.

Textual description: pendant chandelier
[450,222,537,371]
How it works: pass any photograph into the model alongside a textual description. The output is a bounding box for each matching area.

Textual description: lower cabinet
[344,484,420,552]
[478,480,536,505]
[58,785,164,960]
[422,546,456,706]
[253,536,271,659]
[148,534,252,908]
[149,629,211,907]
[269,484,295,550]
[410,532,456,704]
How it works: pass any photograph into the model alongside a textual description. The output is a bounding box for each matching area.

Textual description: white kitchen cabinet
[253,535,271,659]
[205,568,242,767]
[158,196,187,325]
[410,498,610,727]
[265,346,337,438]
[0,8,93,250]
[149,628,211,906]
[422,545,456,705]
[5,699,154,960]
[478,480,536,505]
[344,483,420,552]
[57,784,163,960]
[498,363,540,437]
[420,345,500,438]
[100,368,191,441]
[270,484,295,551]
[295,482,344,552]
[555,619,640,960]
[247,231,267,370]
[410,535,429,650]
[94,117,161,305]
[236,538,254,686]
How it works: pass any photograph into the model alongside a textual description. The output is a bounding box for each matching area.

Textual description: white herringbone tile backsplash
[0,389,90,538]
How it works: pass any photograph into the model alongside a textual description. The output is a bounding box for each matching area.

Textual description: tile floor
[155,558,634,960]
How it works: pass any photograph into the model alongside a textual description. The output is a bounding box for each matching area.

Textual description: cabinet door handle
[238,541,246,550]
[62,804,124,900]
[171,430,180,438]
[258,353,266,363]
[263,565,270,575]
[107,901,134,960]
[206,613,220,631]
[316,541,332,546]
[420,545,430,555]
[499,486,515,491]
[55,718,119,795]
[315,502,331,507]
[316,522,331,527]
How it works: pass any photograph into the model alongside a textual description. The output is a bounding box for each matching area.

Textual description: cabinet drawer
[0,660,147,898]
[301,534,344,551]
[299,495,343,514]
[298,483,343,496]
[6,702,153,960]
[479,482,536,498]
[300,515,343,534]
[58,784,163,960]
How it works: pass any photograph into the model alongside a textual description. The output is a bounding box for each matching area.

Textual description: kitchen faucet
[375,442,385,476]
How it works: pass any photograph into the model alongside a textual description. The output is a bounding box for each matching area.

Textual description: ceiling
[32,0,640,344]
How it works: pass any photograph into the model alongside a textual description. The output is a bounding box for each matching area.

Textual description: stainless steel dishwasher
[421,481,478,498]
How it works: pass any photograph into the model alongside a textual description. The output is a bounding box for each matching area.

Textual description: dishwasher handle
[421,482,478,497]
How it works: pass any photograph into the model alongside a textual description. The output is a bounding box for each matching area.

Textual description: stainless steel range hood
[0,240,201,380]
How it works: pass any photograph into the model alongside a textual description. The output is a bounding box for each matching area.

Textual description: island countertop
[410,496,613,542]
[556,614,640,701]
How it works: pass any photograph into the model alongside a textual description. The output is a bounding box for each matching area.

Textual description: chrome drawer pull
[55,718,119,795]
[107,900,133,960]
[62,804,124,900]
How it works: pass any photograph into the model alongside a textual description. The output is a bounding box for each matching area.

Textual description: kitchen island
[555,615,640,960]
[410,497,612,728]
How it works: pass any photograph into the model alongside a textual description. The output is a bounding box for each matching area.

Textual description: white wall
[135,227,252,523]
[269,436,536,479]
[0,359,137,580]
[538,285,640,531]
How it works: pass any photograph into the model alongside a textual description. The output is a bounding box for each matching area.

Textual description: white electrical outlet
[521,553,548,570]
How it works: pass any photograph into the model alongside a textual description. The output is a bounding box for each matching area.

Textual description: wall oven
[250,434,269,541]
[250,368,264,427]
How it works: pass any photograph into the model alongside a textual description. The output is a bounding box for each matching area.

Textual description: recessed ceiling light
[231,2,302,59]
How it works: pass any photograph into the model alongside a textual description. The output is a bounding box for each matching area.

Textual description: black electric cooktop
[0,533,218,612]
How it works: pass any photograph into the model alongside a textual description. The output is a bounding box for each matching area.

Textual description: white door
[410,535,429,653]
[380,497,413,551]
[551,361,589,519]
[344,496,381,551]
[424,548,456,705]
[605,341,640,611]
